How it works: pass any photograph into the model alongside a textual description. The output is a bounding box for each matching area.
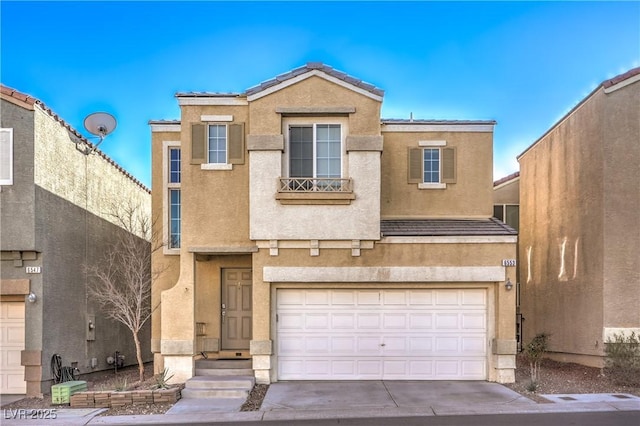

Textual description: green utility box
[51,381,87,404]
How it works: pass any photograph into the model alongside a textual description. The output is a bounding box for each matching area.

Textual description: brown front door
[221,269,252,350]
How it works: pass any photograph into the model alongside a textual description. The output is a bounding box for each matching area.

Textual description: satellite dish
[84,112,117,138]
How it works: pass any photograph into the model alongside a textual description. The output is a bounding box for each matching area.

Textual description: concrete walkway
[2,381,639,425]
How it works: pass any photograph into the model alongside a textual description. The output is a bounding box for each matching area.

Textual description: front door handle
[221,310,226,323]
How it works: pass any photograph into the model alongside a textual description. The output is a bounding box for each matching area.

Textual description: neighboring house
[0,85,152,397]
[517,67,640,367]
[150,63,518,385]
[493,172,519,233]
[493,172,522,350]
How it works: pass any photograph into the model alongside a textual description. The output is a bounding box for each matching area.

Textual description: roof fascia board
[247,70,383,102]
[150,124,181,132]
[604,73,640,93]
[493,176,520,190]
[382,124,495,133]
[177,97,248,106]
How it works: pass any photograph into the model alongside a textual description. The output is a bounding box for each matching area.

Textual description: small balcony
[276,177,355,205]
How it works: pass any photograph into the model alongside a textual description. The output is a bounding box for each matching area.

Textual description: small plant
[153,368,174,390]
[523,332,549,390]
[604,331,640,387]
[114,377,128,392]
[526,381,538,392]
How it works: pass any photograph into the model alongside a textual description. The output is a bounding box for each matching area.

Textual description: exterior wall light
[27,292,37,303]
[505,278,513,291]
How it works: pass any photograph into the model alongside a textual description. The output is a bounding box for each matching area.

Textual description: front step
[195,358,253,377]
[182,375,255,399]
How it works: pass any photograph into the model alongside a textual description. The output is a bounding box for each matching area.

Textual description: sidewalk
[2,381,639,425]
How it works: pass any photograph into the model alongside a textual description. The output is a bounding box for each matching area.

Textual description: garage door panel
[277,289,487,381]
[383,313,406,329]
[409,313,433,328]
[331,313,355,329]
[462,313,486,329]
[1,302,26,394]
[306,313,329,329]
[357,313,380,329]
[462,290,486,305]
[435,313,459,329]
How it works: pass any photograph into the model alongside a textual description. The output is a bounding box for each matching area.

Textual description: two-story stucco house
[150,63,518,386]
[0,85,151,397]
[517,67,640,367]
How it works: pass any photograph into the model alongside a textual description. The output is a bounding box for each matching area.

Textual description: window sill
[276,191,355,205]
[418,183,447,190]
[201,163,233,171]
[163,247,180,255]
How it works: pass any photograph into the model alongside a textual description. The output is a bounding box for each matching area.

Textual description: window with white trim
[164,142,181,252]
[208,124,227,164]
[289,124,342,179]
[408,141,456,189]
[0,128,13,185]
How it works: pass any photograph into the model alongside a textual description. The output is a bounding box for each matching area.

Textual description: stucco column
[250,254,272,384]
[492,266,517,383]
[160,253,195,383]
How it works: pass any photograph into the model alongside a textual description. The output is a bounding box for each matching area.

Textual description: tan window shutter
[407,148,423,183]
[191,124,206,164]
[228,123,245,164]
[442,146,457,183]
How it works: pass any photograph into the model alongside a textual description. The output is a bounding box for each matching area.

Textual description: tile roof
[602,67,640,89]
[493,171,520,187]
[0,84,149,193]
[244,62,385,98]
[380,218,517,237]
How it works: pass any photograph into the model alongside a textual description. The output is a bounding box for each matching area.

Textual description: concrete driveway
[261,381,535,412]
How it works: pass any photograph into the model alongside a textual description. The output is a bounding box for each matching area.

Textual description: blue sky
[2,1,639,188]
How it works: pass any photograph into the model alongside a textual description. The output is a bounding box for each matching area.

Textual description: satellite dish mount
[77,112,117,155]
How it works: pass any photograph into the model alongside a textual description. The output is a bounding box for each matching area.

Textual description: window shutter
[191,124,206,164]
[228,123,245,164]
[442,147,457,183]
[407,148,422,183]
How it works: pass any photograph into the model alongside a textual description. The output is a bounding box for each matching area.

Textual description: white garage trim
[263,266,505,283]
[276,288,488,380]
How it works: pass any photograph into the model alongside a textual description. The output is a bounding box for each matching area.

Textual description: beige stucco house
[517,67,640,367]
[150,63,518,385]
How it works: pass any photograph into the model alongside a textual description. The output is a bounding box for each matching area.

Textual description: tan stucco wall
[180,105,251,248]
[248,76,382,241]
[150,129,181,364]
[381,130,494,219]
[248,76,381,136]
[493,179,520,205]
[33,106,150,234]
[518,79,639,365]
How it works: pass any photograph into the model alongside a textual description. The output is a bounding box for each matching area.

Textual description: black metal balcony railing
[279,177,353,192]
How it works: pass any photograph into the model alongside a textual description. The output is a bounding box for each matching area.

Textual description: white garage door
[0,302,26,394]
[277,289,487,380]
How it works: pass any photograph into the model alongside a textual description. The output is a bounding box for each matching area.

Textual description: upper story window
[289,124,341,179]
[0,128,13,186]
[169,147,181,183]
[494,204,519,232]
[190,118,245,170]
[208,124,227,164]
[164,142,181,253]
[408,141,456,189]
